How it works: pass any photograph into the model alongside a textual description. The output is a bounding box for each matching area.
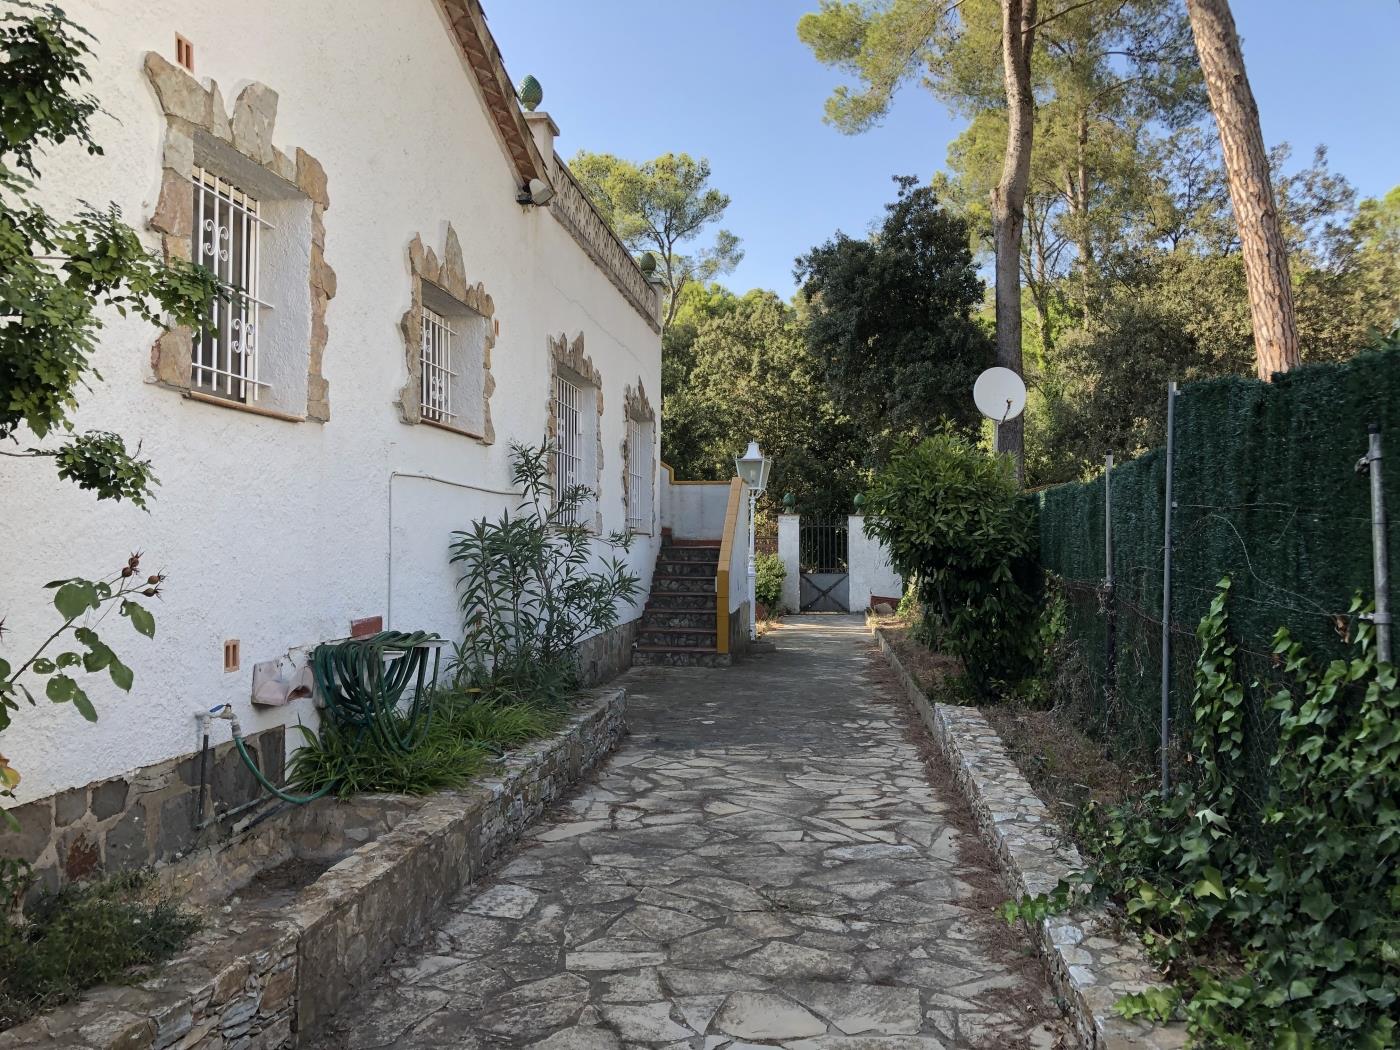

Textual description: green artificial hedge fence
[1036,347,1400,793]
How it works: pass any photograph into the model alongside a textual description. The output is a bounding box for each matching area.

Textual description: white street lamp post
[734,441,772,641]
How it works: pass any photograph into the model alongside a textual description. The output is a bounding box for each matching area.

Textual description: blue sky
[487,1,1398,298]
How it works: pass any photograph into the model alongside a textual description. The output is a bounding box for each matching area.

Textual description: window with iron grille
[626,416,652,533]
[420,306,457,423]
[554,374,584,523]
[191,166,270,402]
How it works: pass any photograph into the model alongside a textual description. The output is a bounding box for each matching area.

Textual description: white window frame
[420,305,457,423]
[626,416,652,533]
[554,374,584,523]
[191,166,272,402]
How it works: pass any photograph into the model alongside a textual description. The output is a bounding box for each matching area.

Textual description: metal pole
[747,489,758,641]
[1104,453,1116,725]
[1365,424,1392,663]
[1159,382,1178,796]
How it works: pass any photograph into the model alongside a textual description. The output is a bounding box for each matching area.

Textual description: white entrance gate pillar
[777,513,801,614]
[847,515,904,612]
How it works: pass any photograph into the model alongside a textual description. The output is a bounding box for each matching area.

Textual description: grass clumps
[0,864,199,1031]
[288,684,568,799]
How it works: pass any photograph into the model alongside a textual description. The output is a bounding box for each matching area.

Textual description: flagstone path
[311,615,1069,1050]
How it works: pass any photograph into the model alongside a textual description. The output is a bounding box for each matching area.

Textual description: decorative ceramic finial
[637,251,657,276]
[518,75,543,112]
[783,492,796,511]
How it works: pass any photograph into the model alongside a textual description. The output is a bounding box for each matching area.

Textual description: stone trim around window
[621,378,657,532]
[547,332,605,532]
[143,51,336,422]
[396,224,497,443]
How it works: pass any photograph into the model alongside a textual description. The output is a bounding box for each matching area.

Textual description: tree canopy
[797,0,1397,486]
[570,151,742,327]
[796,177,993,461]
[660,287,864,518]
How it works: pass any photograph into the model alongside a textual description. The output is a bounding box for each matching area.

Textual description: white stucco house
[1,0,761,885]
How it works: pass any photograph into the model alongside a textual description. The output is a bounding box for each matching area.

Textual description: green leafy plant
[0,555,162,815]
[862,433,1042,691]
[287,684,569,799]
[1004,578,1400,1047]
[448,442,641,703]
[755,552,786,613]
[0,865,198,1031]
[0,5,217,478]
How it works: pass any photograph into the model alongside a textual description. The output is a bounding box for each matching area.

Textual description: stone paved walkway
[312,615,1068,1050]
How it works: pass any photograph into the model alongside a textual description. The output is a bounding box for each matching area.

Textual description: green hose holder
[311,630,444,753]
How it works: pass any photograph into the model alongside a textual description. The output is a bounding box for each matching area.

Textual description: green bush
[755,553,786,612]
[1008,579,1400,1047]
[862,434,1042,690]
[449,442,641,700]
[0,866,198,1030]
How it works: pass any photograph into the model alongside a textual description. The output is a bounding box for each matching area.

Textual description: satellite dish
[973,367,1027,423]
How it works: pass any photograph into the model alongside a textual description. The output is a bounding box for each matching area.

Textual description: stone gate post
[847,514,904,613]
[777,514,801,614]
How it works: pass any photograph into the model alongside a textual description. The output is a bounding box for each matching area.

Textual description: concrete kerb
[870,625,1188,1050]
[1,688,627,1050]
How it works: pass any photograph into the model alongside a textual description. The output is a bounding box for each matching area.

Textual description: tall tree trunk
[991,0,1037,482]
[1186,0,1300,379]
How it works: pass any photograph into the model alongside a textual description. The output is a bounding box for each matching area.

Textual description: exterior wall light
[518,178,555,207]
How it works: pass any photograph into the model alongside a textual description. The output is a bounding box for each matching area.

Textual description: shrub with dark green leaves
[449,442,640,699]
[862,434,1042,690]
[755,553,786,612]
[1,5,217,795]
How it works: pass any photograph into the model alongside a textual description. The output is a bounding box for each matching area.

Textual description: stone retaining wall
[7,725,288,900]
[1,688,627,1050]
[872,627,1187,1050]
[575,617,639,687]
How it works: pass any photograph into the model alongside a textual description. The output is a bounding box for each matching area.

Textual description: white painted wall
[848,516,905,612]
[660,468,732,541]
[776,515,801,614]
[0,0,661,805]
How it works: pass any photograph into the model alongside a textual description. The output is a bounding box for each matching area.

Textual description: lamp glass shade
[734,440,765,487]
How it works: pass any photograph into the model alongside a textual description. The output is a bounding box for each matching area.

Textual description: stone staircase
[633,537,731,667]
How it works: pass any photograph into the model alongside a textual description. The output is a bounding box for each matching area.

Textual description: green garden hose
[233,731,334,804]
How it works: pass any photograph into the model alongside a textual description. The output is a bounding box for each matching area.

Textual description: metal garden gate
[799,517,849,612]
